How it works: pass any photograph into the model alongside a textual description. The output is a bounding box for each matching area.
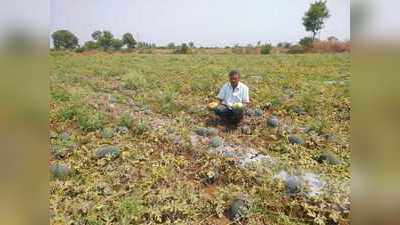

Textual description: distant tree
[303,0,330,41]
[151,43,157,48]
[122,33,137,49]
[74,46,85,53]
[277,42,292,48]
[181,43,188,52]
[260,43,273,54]
[51,30,79,50]
[256,41,261,47]
[167,42,175,49]
[246,44,253,48]
[327,36,339,42]
[97,31,114,50]
[91,30,102,41]
[83,40,98,50]
[299,37,314,48]
[188,42,194,48]
[174,43,189,54]
[112,39,124,50]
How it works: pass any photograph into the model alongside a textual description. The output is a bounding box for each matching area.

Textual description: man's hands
[217,99,251,110]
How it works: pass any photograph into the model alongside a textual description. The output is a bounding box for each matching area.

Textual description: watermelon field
[49,52,350,225]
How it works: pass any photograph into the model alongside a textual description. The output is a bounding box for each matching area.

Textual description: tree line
[51,30,143,52]
[51,1,334,54]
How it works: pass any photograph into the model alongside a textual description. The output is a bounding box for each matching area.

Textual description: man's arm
[242,87,250,108]
[217,84,226,106]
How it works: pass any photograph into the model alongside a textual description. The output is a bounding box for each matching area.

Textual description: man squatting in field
[214,70,250,126]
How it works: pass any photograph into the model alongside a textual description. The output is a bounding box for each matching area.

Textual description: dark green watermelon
[50,163,71,179]
[267,116,279,128]
[284,176,303,197]
[227,199,249,221]
[209,137,222,148]
[288,135,304,145]
[95,145,121,159]
[316,151,341,165]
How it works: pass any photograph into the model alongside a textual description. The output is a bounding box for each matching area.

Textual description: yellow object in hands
[232,102,243,109]
[208,102,219,110]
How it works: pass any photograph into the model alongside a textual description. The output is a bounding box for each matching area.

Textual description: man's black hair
[229,70,240,77]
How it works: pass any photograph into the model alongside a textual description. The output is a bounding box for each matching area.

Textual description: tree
[302,0,330,41]
[83,41,98,50]
[180,43,188,52]
[277,42,291,48]
[174,43,189,54]
[167,42,175,49]
[122,33,137,49]
[97,31,114,50]
[260,44,272,54]
[299,37,314,48]
[111,39,124,50]
[51,30,79,50]
[327,36,339,42]
[188,42,194,48]
[91,30,102,41]
[74,46,85,53]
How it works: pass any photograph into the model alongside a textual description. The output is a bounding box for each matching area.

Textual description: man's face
[229,74,240,87]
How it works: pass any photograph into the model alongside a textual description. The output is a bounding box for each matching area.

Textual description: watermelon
[95,145,121,159]
[227,198,249,221]
[50,163,71,179]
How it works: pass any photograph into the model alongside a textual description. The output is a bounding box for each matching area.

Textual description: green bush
[167,42,175,49]
[58,106,78,121]
[51,89,70,102]
[74,47,85,53]
[111,39,124,51]
[260,44,273,54]
[119,196,143,223]
[118,112,133,129]
[122,71,148,90]
[76,107,105,132]
[299,37,314,48]
[158,88,185,115]
[78,113,104,132]
[57,102,105,132]
[132,120,149,136]
[83,40,98,50]
[174,43,190,54]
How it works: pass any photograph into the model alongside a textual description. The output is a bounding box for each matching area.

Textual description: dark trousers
[214,105,244,126]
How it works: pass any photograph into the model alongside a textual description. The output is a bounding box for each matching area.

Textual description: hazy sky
[50,0,350,47]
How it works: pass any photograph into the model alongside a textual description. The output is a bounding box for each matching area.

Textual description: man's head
[229,70,240,87]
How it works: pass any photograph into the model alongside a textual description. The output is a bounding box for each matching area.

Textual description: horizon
[50,0,350,47]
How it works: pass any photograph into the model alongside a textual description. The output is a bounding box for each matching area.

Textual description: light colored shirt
[217,82,250,106]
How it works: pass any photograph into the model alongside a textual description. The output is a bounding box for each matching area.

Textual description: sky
[50,0,350,47]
